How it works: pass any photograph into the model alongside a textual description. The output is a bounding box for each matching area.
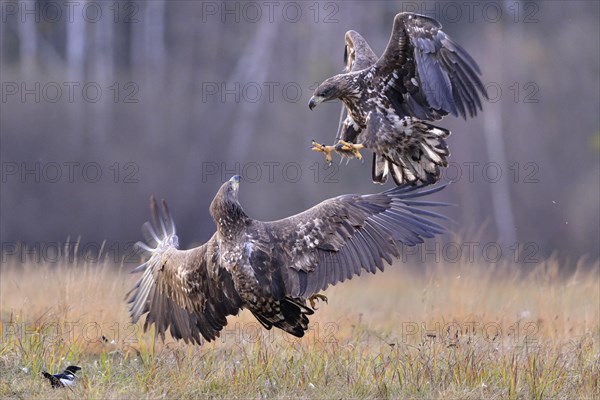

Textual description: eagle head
[210,175,248,233]
[309,75,354,110]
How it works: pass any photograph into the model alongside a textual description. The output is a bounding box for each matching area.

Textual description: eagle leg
[311,140,336,164]
[335,141,365,160]
[308,293,328,310]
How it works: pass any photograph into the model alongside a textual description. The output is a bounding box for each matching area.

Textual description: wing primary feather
[363,221,396,265]
[355,228,385,272]
[393,203,451,221]
[141,222,160,247]
[149,196,163,237]
[386,183,448,198]
[387,209,446,236]
[349,233,373,272]
[161,199,176,236]
[341,240,362,276]
[131,259,150,274]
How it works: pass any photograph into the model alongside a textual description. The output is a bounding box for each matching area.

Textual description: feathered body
[128,176,448,345]
[309,12,487,185]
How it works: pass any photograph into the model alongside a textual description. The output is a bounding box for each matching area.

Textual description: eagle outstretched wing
[127,197,242,345]
[375,12,487,120]
[128,179,450,344]
[265,184,448,298]
[335,30,380,140]
[344,30,378,73]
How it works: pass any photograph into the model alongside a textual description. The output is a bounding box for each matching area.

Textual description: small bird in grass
[41,365,81,388]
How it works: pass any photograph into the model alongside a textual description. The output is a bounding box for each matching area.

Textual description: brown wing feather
[264,184,448,298]
[335,30,379,141]
[374,12,487,120]
[344,30,379,73]
[128,197,242,345]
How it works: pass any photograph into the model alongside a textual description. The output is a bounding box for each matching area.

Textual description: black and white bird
[42,365,81,388]
[309,12,487,186]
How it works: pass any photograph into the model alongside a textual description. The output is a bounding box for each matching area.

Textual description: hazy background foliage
[1,0,599,261]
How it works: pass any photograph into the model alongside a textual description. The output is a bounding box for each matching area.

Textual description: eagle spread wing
[310,12,487,186]
[266,184,447,298]
[129,178,447,344]
[375,12,486,120]
[344,30,378,73]
[127,197,242,345]
[335,30,380,139]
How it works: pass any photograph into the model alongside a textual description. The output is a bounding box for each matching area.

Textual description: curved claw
[335,141,365,160]
[311,140,335,164]
[308,293,328,310]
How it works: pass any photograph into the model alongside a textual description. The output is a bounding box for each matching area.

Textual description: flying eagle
[128,176,447,345]
[309,12,487,186]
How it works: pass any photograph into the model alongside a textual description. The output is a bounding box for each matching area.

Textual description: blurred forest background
[1,0,598,264]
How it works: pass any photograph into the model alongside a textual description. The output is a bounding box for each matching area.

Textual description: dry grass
[1,254,598,399]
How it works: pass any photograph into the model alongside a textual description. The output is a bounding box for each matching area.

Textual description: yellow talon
[308,293,328,310]
[311,140,335,164]
[312,140,365,162]
[337,141,365,160]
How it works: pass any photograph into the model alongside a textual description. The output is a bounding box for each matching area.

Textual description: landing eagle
[309,12,487,185]
[128,176,447,345]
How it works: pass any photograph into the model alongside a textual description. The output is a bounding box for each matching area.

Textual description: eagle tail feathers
[373,121,450,186]
[252,297,314,338]
[275,297,313,337]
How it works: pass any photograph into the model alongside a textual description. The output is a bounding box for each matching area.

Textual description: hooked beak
[308,95,323,110]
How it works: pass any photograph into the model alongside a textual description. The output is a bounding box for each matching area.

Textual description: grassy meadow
[0,250,598,399]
